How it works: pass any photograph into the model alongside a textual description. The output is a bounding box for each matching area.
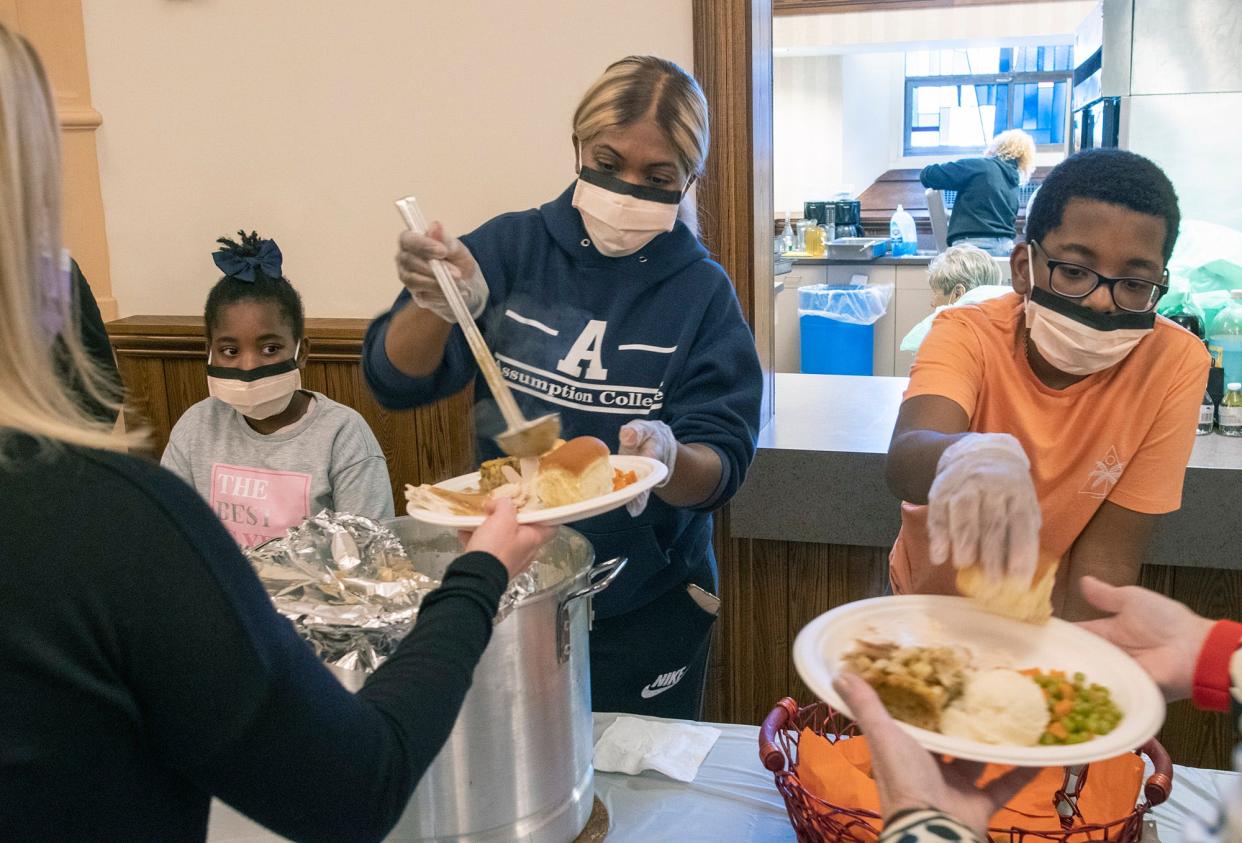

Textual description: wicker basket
[758,698,1173,842]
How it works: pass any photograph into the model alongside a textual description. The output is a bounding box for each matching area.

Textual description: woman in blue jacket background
[362,56,763,719]
[919,128,1036,256]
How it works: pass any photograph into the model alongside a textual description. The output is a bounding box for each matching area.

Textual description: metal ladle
[395,196,561,459]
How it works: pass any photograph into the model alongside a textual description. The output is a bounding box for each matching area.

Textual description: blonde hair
[573,56,709,179]
[573,56,709,234]
[0,25,132,459]
[986,129,1037,183]
[928,243,1001,296]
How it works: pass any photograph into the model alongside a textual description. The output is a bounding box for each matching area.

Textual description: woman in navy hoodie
[363,56,762,719]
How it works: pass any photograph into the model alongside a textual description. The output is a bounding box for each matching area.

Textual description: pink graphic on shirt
[210,463,311,548]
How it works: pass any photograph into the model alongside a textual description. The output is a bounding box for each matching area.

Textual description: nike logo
[640,666,688,699]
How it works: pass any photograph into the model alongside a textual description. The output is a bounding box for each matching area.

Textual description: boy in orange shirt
[886,149,1209,619]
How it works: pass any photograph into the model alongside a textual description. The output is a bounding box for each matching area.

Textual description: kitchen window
[904,46,1072,156]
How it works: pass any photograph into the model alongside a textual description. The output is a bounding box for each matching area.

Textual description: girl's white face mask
[1024,245,1154,376]
[571,151,685,257]
[207,341,302,419]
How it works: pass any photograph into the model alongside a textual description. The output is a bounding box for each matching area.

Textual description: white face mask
[1024,246,1154,376]
[571,160,684,257]
[207,341,302,419]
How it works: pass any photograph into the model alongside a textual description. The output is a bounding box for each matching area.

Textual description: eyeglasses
[1029,241,1168,313]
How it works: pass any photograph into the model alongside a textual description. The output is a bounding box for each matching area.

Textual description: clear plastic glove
[395,221,488,323]
[927,432,1040,583]
[618,419,677,517]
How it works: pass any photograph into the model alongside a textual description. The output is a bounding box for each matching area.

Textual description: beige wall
[82,1,693,318]
[773,55,842,216]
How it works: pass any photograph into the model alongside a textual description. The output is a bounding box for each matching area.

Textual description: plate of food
[404,435,667,528]
[792,595,1166,766]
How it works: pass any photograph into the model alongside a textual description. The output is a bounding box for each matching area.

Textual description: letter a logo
[556,320,609,380]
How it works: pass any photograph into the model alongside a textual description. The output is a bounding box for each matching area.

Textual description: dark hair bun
[212,229,284,283]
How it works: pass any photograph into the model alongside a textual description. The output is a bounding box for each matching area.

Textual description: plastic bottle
[804,224,826,257]
[1198,390,1215,435]
[780,210,794,254]
[1219,382,1242,437]
[889,205,917,257]
[1207,290,1242,385]
[795,218,810,253]
[1164,296,1206,339]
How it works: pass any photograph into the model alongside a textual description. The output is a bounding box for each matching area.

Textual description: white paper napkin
[593,716,721,783]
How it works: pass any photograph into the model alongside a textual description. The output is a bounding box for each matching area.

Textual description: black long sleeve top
[0,436,506,842]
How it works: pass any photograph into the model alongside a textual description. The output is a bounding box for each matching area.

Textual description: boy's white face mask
[207,341,302,419]
[571,151,685,257]
[1024,245,1154,376]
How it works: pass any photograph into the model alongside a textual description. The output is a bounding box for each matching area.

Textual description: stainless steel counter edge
[730,374,1242,571]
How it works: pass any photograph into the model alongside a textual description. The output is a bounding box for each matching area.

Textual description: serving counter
[713,373,1242,771]
[207,713,1238,842]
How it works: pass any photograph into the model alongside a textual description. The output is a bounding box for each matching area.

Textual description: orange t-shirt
[890,293,1209,595]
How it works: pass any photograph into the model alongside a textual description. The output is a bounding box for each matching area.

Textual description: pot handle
[562,556,628,606]
[556,557,627,664]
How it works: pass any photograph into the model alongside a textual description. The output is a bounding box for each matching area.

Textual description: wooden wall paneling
[702,517,738,724]
[785,542,889,707]
[412,389,476,487]
[114,356,172,453]
[748,538,792,724]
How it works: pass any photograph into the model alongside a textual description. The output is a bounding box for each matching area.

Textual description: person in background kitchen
[162,231,394,547]
[919,128,1036,256]
[899,243,1011,356]
[363,55,762,719]
[834,576,1242,841]
[886,148,1210,619]
[0,24,557,841]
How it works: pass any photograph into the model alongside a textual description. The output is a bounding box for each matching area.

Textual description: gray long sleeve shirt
[161,391,393,546]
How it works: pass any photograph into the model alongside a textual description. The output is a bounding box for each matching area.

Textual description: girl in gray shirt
[162,232,393,546]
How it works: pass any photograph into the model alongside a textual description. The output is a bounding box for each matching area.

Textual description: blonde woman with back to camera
[0,25,554,842]
[920,128,1037,256]
[364,56,763,719]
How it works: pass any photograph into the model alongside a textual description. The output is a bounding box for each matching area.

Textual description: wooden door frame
[693,0,774,426]
[692,0,776,724]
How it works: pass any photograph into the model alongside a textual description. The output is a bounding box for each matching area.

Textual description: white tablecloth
[208,714,1240,842]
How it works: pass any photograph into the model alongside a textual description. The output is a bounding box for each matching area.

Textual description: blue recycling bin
[799,284,884,376]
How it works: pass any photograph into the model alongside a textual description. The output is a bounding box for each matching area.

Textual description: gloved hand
[927,432,1040,583]
[618,419,678,517]
[395,221,488,323]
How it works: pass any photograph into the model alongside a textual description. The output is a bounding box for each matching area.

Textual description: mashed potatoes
[940,669,1050,746]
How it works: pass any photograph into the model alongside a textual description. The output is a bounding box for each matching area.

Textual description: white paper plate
[792,595,1166,766]
[405,455,668,528]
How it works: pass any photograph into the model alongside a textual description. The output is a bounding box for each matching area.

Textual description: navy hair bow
[212,238,283,282]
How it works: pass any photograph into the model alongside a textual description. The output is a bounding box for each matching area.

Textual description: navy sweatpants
[588,579,718,720]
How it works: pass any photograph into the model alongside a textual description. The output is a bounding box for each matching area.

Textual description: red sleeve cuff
[1192,620,1242,712]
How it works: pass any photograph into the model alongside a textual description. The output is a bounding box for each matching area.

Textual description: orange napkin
[795,728,1145,838]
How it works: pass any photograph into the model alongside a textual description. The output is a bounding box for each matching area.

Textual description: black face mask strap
[1029,285,1157,331]
[206,356,299,382]
[577,166,683,205]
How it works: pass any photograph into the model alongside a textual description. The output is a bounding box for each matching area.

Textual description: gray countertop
[730,373,1242,570]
